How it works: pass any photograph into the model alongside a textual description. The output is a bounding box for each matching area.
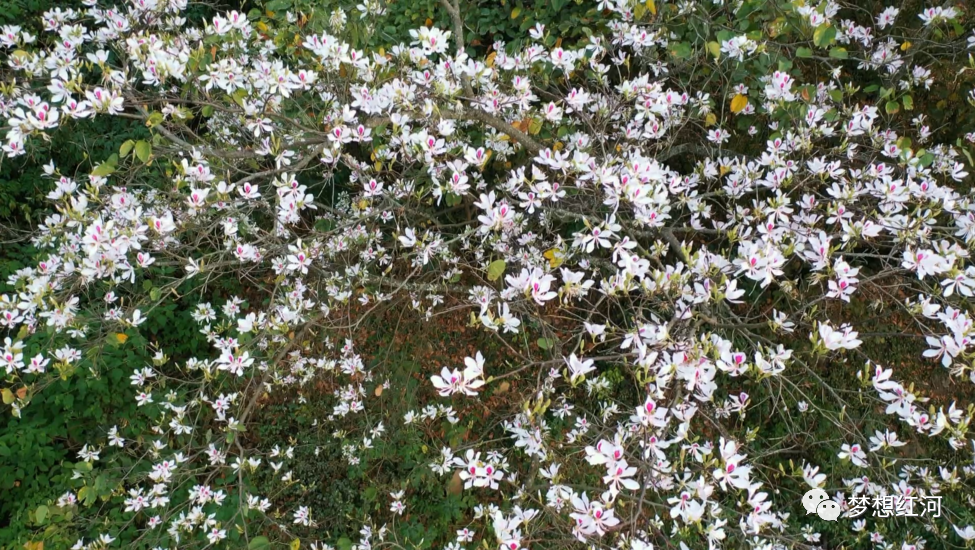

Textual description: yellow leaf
[511,7,521,18]
[374,385,383,397]
[552,141,564,152]
[115,333,128,344]
[497,381,511,393]
[485,51,497,67]
[719,165,731,177]
[543,248,565,268]
[730,94,748,114]
[15,387,27,399]
[704,113,717,127]
[256,21,268,34]
[425,18,433,27]
[290,539,300,550]
[900,41,911,51]
[646,0,656,15]
[706,41,721,59]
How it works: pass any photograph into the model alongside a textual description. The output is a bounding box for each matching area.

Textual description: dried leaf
[447,470,464,495]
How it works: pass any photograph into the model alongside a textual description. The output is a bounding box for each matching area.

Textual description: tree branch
[443,108,544,155]
[438,0,474,98]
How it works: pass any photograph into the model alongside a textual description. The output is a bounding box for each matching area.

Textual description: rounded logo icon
[801,488,829,515]
[816,500,841,521]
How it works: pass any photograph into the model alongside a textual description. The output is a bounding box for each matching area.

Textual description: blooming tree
[2,0,975,549]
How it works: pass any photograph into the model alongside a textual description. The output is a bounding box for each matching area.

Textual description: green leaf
[266,0,292,11]
[902,95,914,111]
[706,41,721,59]
[120,139,135,157]
[528,118,542,135]
[796,47,813,58]
[670,42,692,59]
[828,47,848,59]
[135,141,151,163]
[537,338,555,350]
[145,111,164,127]
[78,486,96,506]
[828,89,843,103]
[337,538,353,550]
[249,537,271,550]
[885,100,900,115]
[813,23,836,48]
[487,260,506,282]
[231,89,247,107]
[919,153,935,167]
[35,505,49,525]
[91,162,116,177]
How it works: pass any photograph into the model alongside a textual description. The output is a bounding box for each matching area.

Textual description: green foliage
[0,334,146,542]
[252,0,605,54]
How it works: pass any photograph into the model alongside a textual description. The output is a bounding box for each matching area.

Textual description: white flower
[817,322,862,351]
[565,354,595,383]
[954,525,975,541]
[293,506,312,526]
[431,352,486,397]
